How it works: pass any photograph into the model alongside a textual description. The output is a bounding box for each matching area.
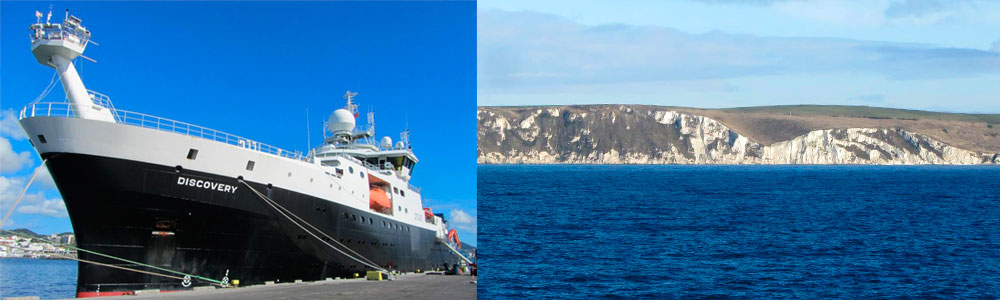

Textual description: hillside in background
[478,105,1000,164]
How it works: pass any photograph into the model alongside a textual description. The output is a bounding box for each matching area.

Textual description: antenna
[343,90,359,117]
[46,5,52,24]
[305,108,311,151]
[367,106,375,136]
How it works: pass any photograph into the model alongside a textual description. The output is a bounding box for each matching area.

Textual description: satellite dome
[381,136,393,149]
[328,109,355,134]
[395,141,404,150]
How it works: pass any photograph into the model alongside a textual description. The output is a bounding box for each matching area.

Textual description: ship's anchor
[181,275,192,287]
[221,269,230,285]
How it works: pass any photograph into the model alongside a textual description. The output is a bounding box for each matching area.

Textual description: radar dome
[395,141,404,150]
[327,109,355,134]
[381,136,393,149]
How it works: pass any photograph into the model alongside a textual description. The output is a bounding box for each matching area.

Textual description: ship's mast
[29,8,115,122]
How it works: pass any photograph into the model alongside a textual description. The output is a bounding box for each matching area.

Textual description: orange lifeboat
[424,207,434,220]
[369,186,391,213]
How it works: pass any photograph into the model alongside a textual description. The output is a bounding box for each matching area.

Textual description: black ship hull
[43,152,458,297]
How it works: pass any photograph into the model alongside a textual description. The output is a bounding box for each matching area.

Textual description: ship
[17,10,469,297]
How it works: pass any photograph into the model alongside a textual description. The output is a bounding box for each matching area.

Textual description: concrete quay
[68,274,476,300]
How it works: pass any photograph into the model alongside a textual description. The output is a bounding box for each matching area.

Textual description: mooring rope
[17,236,229,287]
[2,240,228,287]
[241,177,379,268]
[238,180,392,277]
[1,159,47,228]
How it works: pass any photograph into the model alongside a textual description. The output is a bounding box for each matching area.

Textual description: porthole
[349,167,354,174]
[352,214,357,221]
[393,187,398,194]
[287,172,292,177]
[369,218,373,225]
[360,172,365,178]
[401,190,405,197]
[398,206,402,211]
[361,216,366,223]
[344,213,349,220]
[405,208,408,213]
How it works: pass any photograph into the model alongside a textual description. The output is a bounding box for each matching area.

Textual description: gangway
[443,241,473,265]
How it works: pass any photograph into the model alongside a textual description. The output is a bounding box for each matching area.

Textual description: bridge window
[186,149,198,160]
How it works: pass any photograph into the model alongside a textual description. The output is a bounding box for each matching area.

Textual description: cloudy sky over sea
[478,0,1000,113]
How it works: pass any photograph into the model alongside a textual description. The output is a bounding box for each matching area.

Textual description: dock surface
[71,274,476,300]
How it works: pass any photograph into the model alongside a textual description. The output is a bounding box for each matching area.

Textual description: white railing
[20,102,307,161]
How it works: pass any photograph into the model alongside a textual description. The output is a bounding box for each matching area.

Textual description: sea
[0,258,76,299]
[478,165,1000,299]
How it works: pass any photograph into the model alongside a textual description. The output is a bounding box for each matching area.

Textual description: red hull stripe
[77,291,134,297]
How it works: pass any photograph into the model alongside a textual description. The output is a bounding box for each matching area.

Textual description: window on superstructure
[360,172,365,179]
[37,135,47,144]
[349,167,354,174]
[246,161,255,171]
[393,187,398,194]
[186,149,198,160]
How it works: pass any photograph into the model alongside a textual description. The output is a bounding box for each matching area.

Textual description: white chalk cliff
[477,106,1000,165]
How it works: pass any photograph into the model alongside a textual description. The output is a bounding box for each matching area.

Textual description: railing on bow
[20,102,306,161]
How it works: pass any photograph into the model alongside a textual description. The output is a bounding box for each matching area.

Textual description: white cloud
[0,137,33,174]
[0,109,26,141]
[0,175,67,219]
[478,10,1000,99]
[448,209,477,233]
[17,198,67,218]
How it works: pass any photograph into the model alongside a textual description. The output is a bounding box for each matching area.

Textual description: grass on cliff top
[718,105,1000,124]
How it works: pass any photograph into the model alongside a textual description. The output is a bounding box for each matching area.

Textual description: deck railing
[20,102,306,161]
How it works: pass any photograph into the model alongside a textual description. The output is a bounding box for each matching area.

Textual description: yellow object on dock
[366,271,388,281]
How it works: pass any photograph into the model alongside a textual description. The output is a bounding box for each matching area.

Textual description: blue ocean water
[0,258,76,299]
[478,165,1000,299]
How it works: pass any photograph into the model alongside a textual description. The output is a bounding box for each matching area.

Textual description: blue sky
[478,0,1000,113]
[0,2,477,245]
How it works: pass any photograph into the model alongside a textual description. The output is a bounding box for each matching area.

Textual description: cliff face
[477,106,1000,165]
